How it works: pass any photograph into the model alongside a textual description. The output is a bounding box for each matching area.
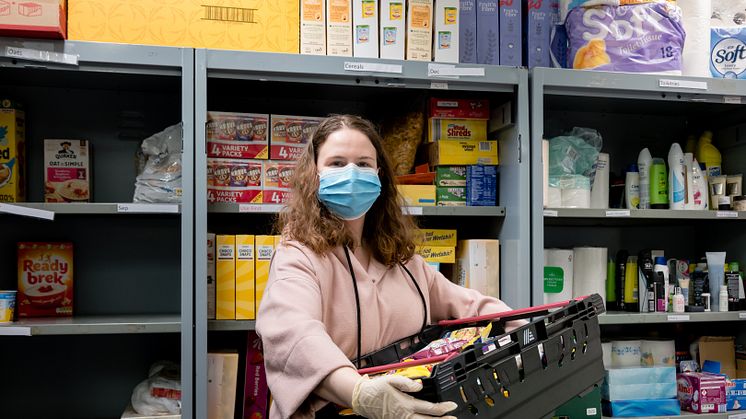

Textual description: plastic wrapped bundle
[131,361,182,415]
[134,123,183,203]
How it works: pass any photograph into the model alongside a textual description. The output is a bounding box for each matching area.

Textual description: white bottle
[668,143,686,210]
[625,164,640,209]
[673,287,685,313]
[691,158,708,210]
[638,148,652,209]
[684,153,695,209]
[720,285,729,312]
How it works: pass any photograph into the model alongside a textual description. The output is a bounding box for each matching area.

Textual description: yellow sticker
[444,7,457,25]
[362,0,375,18]
[390,2,403,20]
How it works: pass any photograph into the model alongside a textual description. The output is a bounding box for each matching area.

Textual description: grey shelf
[603,413,737,419]
[0,315,181,336]
[600,311,746,325]
[543,208,746,220]
[0,202,181,217]
[208,320,256,331]
[208,202,506,217]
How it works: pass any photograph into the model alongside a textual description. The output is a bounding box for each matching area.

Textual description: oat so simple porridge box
[44,139,91,202]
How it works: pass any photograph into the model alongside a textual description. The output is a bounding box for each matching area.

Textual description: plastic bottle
[625,256,639,312]
[654,257,670,311]
[649,157,669,209]
[719,285,729,312]
[638,148,652,209]
[696,131,722,178]
[685,134,697,155]
[625,164,640,209]
[668,143,686,210]
[673,287,685,313]
[691,158,708,210]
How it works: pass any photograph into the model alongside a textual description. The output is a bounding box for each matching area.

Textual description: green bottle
[649,157,669,209]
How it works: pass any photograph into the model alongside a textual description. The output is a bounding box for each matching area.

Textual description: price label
[667,314,690,322]
[659,78,708,91]
[0,204,54,220]
[606,210,630,217]
[739,312,746,319]
[428,63,485,77]
[402,206,423,215]
[117,203,179,213]
[430,82,449,90]
[238,204,262,213]
[543,209,558,217]
[343,61,402,74]
[724,96,743,104]
[729,413,746,419]
[586,408,597,416]
[4,46,78,65]
[716,211,739,218]
[0,326,31,336]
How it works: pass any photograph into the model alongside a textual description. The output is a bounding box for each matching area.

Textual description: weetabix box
[353,0,378,58]
[416,245,456,263]
[44,139,91,203]
[326,0,353,56]
[417,229,457,246]
[68,0,299,52]
[428,140,499,165]
[208,158,263,203]
[407,0,434,61]
[301,0,326,55]
[477,0,499,64]
[524,0,553,68]
[269,115,322,160]
[235,235,255,320]
[434,0,459,63]
[499,0,522,66]
[380,0,406,60]
[216,235,236,320]
[0,0,66,39]
[207,233,216,320]
[0,100,25,203]
[459,0,476,63]
[255,236,275,313]
[17,242,74,317]
[207,112,269,160]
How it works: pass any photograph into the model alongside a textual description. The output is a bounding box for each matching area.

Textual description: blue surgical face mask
[318,163,381,220]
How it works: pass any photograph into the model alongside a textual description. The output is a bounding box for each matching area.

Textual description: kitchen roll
[679,0,712,77]
[641,340,676,366]
[544,249,575,304]
[591,153,610,209]
[602,342,613,368]
[548,187,562,208]
[543,139,550,208]
[612,340,642,368]
[573,247,608,305]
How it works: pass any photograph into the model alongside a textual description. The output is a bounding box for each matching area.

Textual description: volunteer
[256,115,517,419]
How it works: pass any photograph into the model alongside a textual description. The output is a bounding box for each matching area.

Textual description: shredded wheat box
[0,100,25,203]
[17,242,73,317]
[44,139,91,202]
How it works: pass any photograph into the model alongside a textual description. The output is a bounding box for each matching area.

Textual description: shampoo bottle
[668,143,686,210]
[625,164,640,209]
[673,287,685,313]
[649,158,669,209]
[691,157,708,210]
[638,148,652,209]
[696,131,722,177]
[616,250,629,311]
[625,256,639,312]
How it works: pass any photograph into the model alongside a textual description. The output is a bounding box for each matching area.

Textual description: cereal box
[207,233,216,320]
[436,186,467,206]
[416,246,456,263]
[301,0,326,55]
[353,0,379,58]
[207,112,269,159]
[243,331,270,419]
[380,0,406,60]
[433,0,459,63]
[207,158,263,203]
[235,235,255,320]
[255,236,275,313]
[44,139,91,202]
[0,100,25,203]
[216,235,236,320]
[428,118,488,142]
[326,0,353,56]
[262,160,295,205]
[407,0,434,61]
[0,0,66,39]
[17,242,73,317]
[429,98,489,119]
[269,115,323,160]
[428,140,499,166]
[417,229,457,246]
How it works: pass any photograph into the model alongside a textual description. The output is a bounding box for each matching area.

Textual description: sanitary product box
[407,0,434,61]
[216,235,236,320]
[353,0,378,58]
[235,235,255,320]
[727,377,746,411]
[0,0,65,39]
[327,0,353,56]
[380,0,406,60]
[0,100,25,203]
[301,0,326,55]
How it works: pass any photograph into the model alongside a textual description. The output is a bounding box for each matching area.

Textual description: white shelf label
[0,204,55,220]
[729,413,746,419]
[402,206,423,215]
[724,96,743,104]
[238,204,262,213]
[543,209,558,217]
[0,326,31,336]
[428,63,485,77]
[739,312,746,319]
[659,78,708,91]
[430,82,449,90]
[586,408,597,416]
[717,211,739,218]
[4,46,78,66]
[343,61,402,74]
[667,314,690,321]
[117,203,179,213]
[606,210,630,217]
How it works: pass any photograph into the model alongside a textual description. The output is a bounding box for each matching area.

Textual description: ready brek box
[206,112,269,159]
[18,242,74,317]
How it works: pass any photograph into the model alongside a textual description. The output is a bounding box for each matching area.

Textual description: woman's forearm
[315,366,362,407]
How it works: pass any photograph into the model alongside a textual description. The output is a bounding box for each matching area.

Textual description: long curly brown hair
[277,114,418,266]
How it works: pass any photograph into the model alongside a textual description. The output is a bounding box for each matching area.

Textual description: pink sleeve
[256,244,354,418]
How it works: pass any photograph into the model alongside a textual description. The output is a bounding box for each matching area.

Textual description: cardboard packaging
[243,332,270,419]
[477,0,499,64]
[407,0,434,61]
[235,235,255,320]
[207,158,263,204]
[353,0,378,58]
[417,229,457,246]
[602,398,680,418]
[262,160,294,205]
[216,235,236,320]
[699,336,737,379]
[466,165,497,206]
[208,352,240,419]
[727,377,746,411]
[207,233,216,320]
[380,0,406,60]
[428,140,499,166]
[17,242,74,317]
[429,98,490,119]
[524,0,554,68]
[44,139,91,203]
[499,0,522,66]
[437,186,466,205]
[68,0,299,53]
[677,372,727,414]
[416,246,456,263]
[428,118,488,142]
[456,239,499,297]
[301,0,326,55]
[602,366,677,400]
[434,0,459,63]
[326,0,353,56]
[255,236,275,313]
[0,0,66,39]
[489,101,513,132]
[0,100,25,203]
[207,112,269,160]
[436,166,467,186]
[459,0,477,63]
[397,185,436,206]
[269,115,322,161]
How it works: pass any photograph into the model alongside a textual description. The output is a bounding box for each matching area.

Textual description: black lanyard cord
[400,263,428,334]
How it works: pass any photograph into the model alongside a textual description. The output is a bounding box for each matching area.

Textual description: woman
[256,115,517,419]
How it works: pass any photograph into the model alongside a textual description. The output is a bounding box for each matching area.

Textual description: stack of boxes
[416,229,458,271]
[602,366,680,417]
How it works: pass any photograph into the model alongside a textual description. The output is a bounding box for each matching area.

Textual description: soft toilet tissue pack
[611,340,642,367]
[711,27,746,79]
[641,340,676,366]
[544,249,574,304]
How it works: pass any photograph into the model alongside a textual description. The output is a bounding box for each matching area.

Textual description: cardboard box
[678,372,727,414]
[301,0,326,55]
[216,235,236,320]
[327,0,353,56]
[416,246,456,263]
[235,235,255,320]
[428,140,499,165]
[429,98,490,120]
[727,377,746,411]
[353,0,378,58]
[397,184,436,206]
[456,239,499,297]
[602,398,680,418]
[243,332,270,419]
[262,160,294,205]
[0,0,65,39]
[208,352,240,419]
[459,0,477,63]
[466,165,497,206]
[208,158,263,204]
[428,118,488,142]
[524,0,553,68]
[499,0,522,66]
[68,0,299,52]
[699,336,737,379]
[207,112,269,159]
[0,101,25,203]
[207,233,216,320]
[477,0,499,64]
[44,139,91,203]
[380,0,406,60]
[407,0,433,61]
[436,166,467,186]
[437,186,466,205]
[269,115,322,160]
[434,0,459,63]
[255,236,275,313]
[417,229,457,246]
[17,242,73,317]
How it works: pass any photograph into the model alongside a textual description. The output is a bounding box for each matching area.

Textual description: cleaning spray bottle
[638,148,652,209]
[696,131,722,178]
[649,157,669,209]
[668,143,686,210]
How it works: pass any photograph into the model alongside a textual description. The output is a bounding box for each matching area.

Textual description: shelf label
[724,96,743,104]
[659,78,708,91]
[717,211,739,218]
[343,61,403,74]
[430,82,449,90]
[238,204,262,213]
[0,326,31,336]
[606,210,630,217]
[667,314,690,322]
[543,209,558,217]
[402,206,423,215]
[4,46,78,66]
[428,63,485,77]
[729,413,746,419]
[739,312,746,319]
[117,203,179,213]
[586,408,597,416]
[0,204,54,220]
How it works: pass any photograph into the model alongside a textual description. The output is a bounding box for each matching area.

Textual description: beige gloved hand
[351,374,458,419]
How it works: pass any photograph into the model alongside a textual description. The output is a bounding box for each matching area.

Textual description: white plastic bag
[131,361,182,415]
[133,123,183,203]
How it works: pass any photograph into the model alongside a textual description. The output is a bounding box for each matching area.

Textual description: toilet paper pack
[711,27,746,79]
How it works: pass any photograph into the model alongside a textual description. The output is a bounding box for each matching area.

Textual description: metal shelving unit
[603,413,741,419]
[543,208,746,220]
[208,320,257,331]
[0,202,181,216]
[208,202,506,217]
[0,315,181,336]
[600,311,746,325]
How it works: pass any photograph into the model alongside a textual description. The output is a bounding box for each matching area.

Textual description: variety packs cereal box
[269,115,322,160]
[262,160,295,205]
[44,139,91,202]
[17,242,73,317]
[207,112,269,159]
[0,99,25,203]
[208,158,263,203]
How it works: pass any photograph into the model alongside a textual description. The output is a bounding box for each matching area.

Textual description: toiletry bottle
[625,164,640,209]
[692,271,705,306]
[647,284,656,312]
[606,258,617,311]
[685,153,695,210]
[703,292,712,311]
[696,131,722,178]
[691,158,708,210]
[685,134,697,155]
[616,250,628,311]
[637,250,654,312]
[638,148,652,209]
[719,285,729,312]
[649,157,669,209]
[655,271,666,312]
[625,256,639,312]
[673,287,685,313]
[668,143,686,210]
[727,263,741,311]
[654,257,669,311]
[706,251,727,312]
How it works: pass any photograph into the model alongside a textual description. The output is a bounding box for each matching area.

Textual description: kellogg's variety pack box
[0,100,25,203]
[262,160,295,205]
[17,242,74,317]
[207,112,269,160]
[207,158,263,203]
[269,115,322,161]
